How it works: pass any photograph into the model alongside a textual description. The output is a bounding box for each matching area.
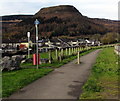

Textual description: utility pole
[34,19,40,69]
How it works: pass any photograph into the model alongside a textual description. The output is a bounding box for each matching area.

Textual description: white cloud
[0,0,119,20]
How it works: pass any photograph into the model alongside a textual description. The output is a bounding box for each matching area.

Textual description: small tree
[101,32,119,44]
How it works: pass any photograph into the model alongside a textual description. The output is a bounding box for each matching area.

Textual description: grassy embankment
[3,47,97,97]
[80,47,119,99]
[2,68,53,97]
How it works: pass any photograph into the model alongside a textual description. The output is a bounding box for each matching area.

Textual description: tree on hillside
[90,34,101,41]
[100,32,119,44]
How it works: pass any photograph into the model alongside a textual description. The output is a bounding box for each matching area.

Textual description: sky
[0,0,119,20]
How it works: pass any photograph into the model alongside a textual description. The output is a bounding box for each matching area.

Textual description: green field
[80,47,119,99]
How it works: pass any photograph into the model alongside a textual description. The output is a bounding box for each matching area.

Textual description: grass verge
[2,68,53,97]
[80,47,119,99]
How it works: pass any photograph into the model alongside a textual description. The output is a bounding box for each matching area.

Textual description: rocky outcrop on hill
[35,5,82,18]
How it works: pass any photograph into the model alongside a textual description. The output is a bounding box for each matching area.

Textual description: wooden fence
[114,45,120,55]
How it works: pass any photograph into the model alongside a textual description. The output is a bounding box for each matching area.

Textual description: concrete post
[75,47,76,54]
[82,47,84,51]
[76,47,78,54]
[49,50,52,64]
[56,49,58,60]
[61,48,64,57]
[77,51,80,64]
[69,48,71,56]
[66,48,68,56]
[73,47,74,54]
[75,47,76,53]
[74,47,76,54]
[72,47,74,54]
[81,47,82,51]
[59,51,62,62]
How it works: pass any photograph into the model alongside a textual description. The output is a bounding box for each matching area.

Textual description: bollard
[81,47,83,52]
[73,47,75,54]
[77,52,80,64]
[73,47,74,54]
[56,49,58,60]
[49,50,52,64]
[33,54,40,65]
[69,48,71,56]
[77,47,78,52]
[66,48,68,56]
[59,51,62,62]
[87,46,88,50]
[75,47,76,54]
[76,47,78,53]
[72,47,74,54]
[74,47,76,54]
[61,48,64,57]
[60,48,63,59]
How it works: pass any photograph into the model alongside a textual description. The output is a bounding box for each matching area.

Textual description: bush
[83,78,102,92]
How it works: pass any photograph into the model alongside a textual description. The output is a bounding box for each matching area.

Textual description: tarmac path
[8,49,101,100]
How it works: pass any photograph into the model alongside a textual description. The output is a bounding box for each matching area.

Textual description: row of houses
[1,38,101,52]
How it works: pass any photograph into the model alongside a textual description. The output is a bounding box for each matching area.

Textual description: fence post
[77,51,80,64]
[61,48,64,57]
[56,49,58,60]
[49,49,52,64]
[81,47,83,51]
[75,47,76,54]
[76,47,78,53]
[77,47,79,52]
[69,48,71,56]
[76,47,77,54]
[74,47,76,54]
[72,47,74,55]
[79,47,81,52]
[59,49,62,62]
[66,48,68,56]
[73,47,75,54]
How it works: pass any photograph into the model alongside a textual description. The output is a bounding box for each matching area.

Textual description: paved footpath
[8,49,101,100]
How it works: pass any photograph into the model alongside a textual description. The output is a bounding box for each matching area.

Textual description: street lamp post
[34,19,40,69]
[27,32,30,58]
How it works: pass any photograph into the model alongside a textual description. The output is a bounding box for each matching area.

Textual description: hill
[89,18,119,32]
[1,15,32,21]
[2,5,119,42]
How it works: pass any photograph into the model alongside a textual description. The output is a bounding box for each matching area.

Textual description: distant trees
[44,16,62,23]
[90,34,101,41]
[2,13,118,42]
[100,32,119,44]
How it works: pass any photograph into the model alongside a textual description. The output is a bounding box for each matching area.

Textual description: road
[8,49,101,100]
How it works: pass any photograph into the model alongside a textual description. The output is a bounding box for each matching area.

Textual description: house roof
[2,39,20,43]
